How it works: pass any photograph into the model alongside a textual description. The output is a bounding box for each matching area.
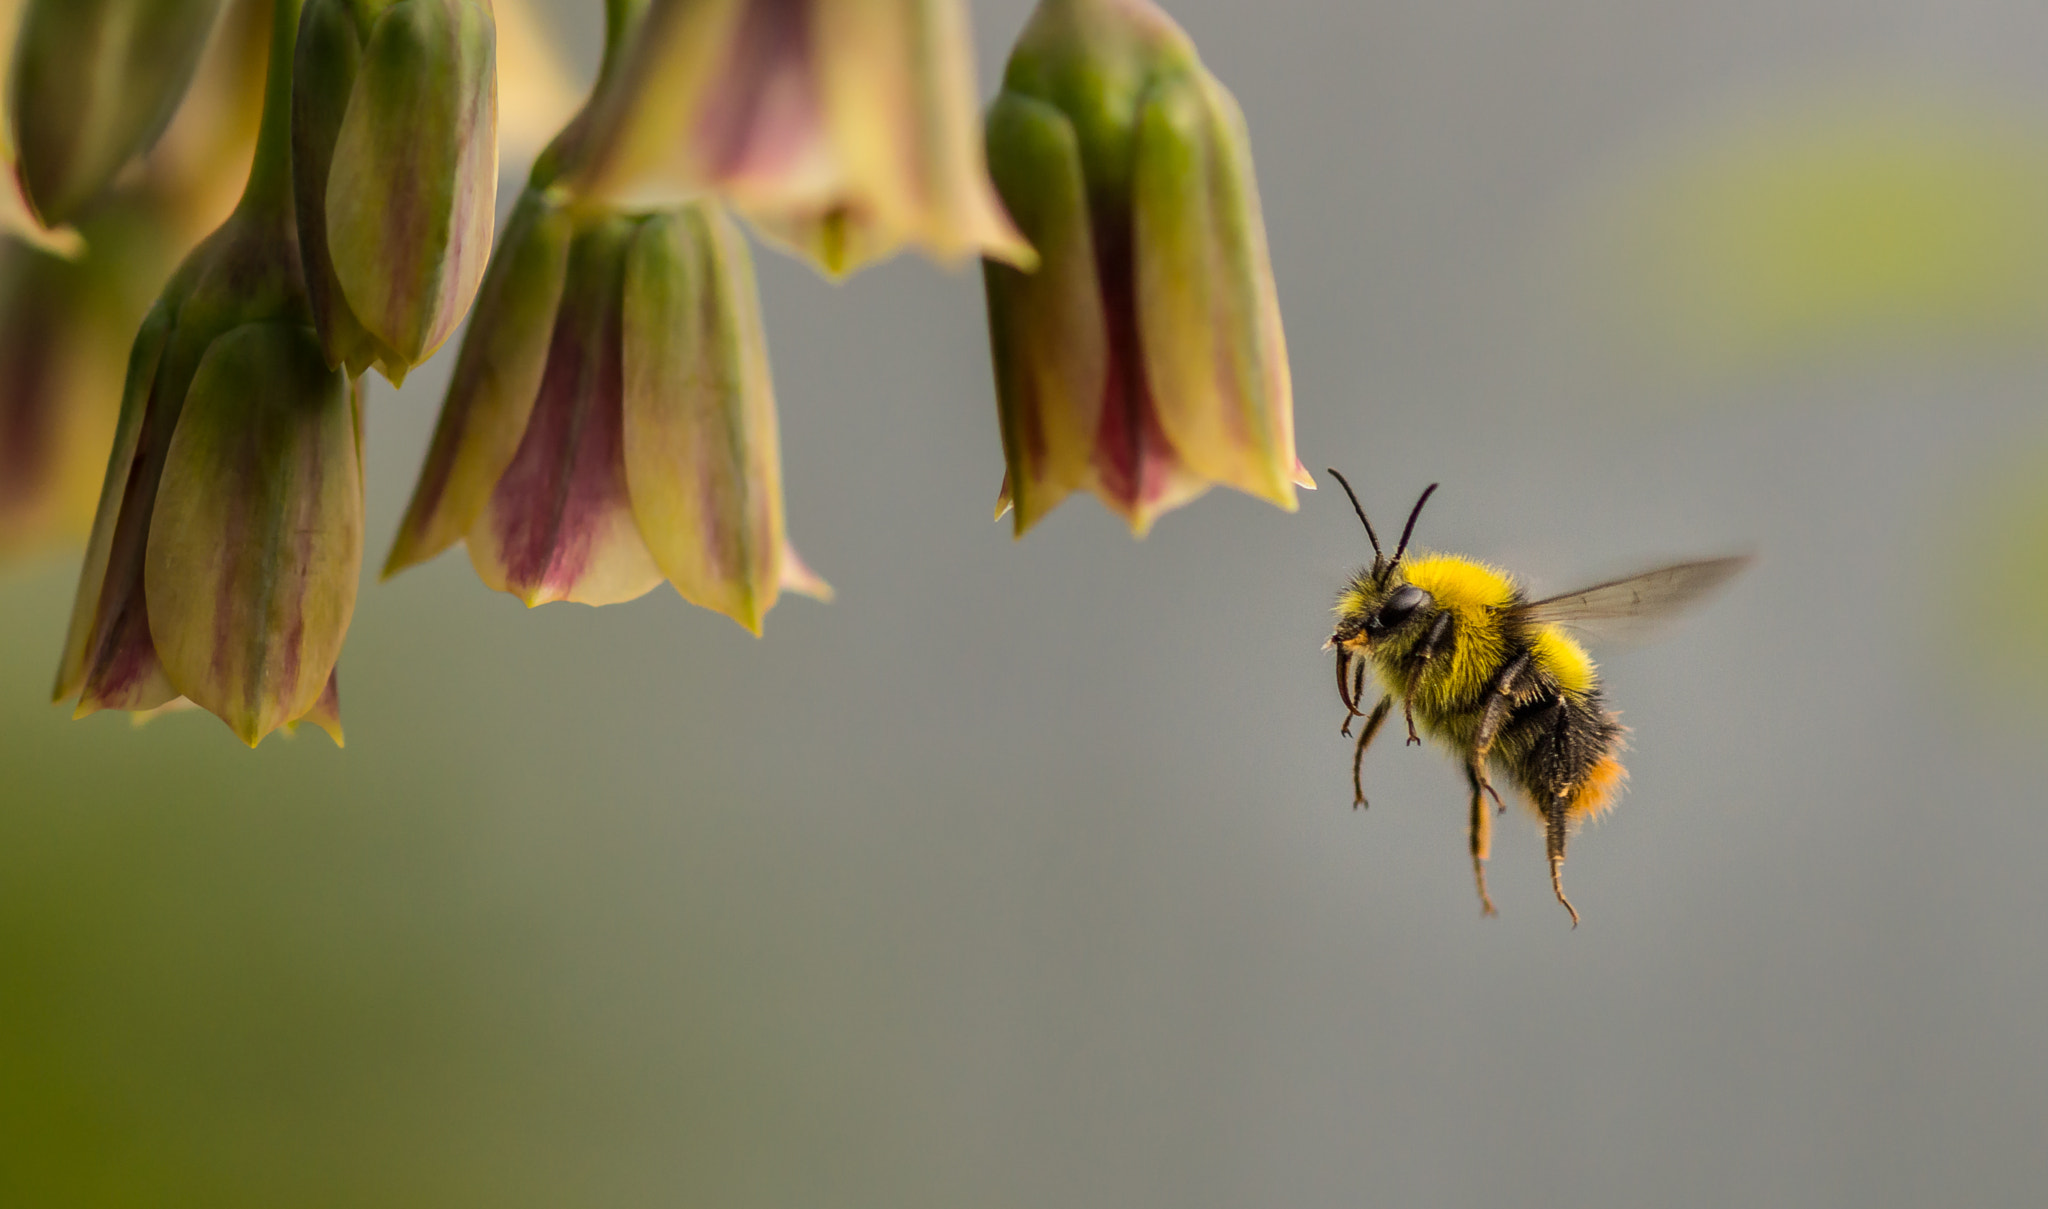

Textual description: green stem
[237,0,306,230]
[535,0,652,189]
[601,0,655,86]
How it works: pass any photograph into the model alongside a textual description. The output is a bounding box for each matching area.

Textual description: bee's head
[1325,473,1439,652]
[1331,572,1435,650]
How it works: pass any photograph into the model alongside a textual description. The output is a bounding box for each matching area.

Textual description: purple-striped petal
[384,186,573,576]
[982,91,1106,536]
[60,302,179,713]
[621,203,824,633]
[143,321,362,746]
[466,215,662,607]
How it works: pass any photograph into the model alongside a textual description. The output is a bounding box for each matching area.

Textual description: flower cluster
[4,0,1304,746]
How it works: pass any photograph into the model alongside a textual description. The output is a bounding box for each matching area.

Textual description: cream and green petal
[811,0,1032,274]
[285,669,344,746]
[7,0,223,226]
[51,301,171,699]
[143,321,361,747]
[466,215,663,607]
[566,0,747,210]
[622,203,824,634]
[983,91,1108,536]
[324,0,498,377]
[1132,70,1301,510]
[385,187,573,575]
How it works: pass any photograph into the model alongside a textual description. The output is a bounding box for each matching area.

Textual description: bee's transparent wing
[1515,556,1751,643]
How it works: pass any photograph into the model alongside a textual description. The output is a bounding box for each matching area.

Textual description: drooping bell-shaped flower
[982,0,1309,537]
[385,185,827,632]
[383,0,824,630]
[6,0,224,228]
[570,0,1032,278]
[291,0,496,383]
[55,0,363,747]
[0,0,270,563]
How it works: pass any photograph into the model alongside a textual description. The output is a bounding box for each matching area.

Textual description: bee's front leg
[1401,612,1455,745]
[1351,696,1394,809]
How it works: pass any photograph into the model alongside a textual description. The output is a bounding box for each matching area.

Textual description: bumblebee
[1324,470,1747,924]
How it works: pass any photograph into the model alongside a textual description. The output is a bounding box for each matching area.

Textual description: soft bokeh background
[7,1,2048,1204]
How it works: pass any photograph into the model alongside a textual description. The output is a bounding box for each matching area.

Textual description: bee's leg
[1401,612,1454,745]
[1545,798,1580,928]
[1352,696,1394,808]
[1339,652,1371,736]
[1467,654,1531,817]
[1465,765,1497,917]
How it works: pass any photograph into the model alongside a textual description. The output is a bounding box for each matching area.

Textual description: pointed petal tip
[986,233,1040,274]
[380,540,425,582]
[1293,463,1318,490]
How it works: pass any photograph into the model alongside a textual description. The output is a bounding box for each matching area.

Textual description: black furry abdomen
[1496,678,1626,804]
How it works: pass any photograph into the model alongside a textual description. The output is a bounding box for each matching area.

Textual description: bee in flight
[1324,470,1747,924]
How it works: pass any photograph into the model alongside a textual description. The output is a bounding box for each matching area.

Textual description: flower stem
[237,0,306,232]
[602,0,654,84]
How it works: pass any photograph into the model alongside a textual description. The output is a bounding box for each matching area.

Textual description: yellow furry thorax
[1343,552,1601,708]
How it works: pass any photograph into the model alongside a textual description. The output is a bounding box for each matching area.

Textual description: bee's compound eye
[1378,584,1429,627]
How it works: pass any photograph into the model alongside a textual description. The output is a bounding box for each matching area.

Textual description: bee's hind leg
[1465,765,1498,917]
[1545,799,1580,928]
[1467,654,1530,817]
[1351,696,1393,809]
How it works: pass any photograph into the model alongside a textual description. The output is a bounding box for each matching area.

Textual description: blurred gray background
[6,0,2048,1205]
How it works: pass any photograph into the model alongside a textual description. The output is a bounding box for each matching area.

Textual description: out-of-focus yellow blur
[1590,88,2048,374]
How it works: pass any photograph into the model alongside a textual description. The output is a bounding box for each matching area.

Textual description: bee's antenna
[1325,468,1382,560]
[1388,482,1438,574]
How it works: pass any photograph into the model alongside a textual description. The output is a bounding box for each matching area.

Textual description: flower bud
[386,191,827,632]
[982,0,1309,536]
[6,0,224,227]
[54,243,362,747]
[572,0,1032,278]
[54,0,364,747]
[292,0,496,383]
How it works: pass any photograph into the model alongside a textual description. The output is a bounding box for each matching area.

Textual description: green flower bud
[6,0,224,227]
[571,0,1033,279]
[385,192,826,631]
[292,0,496,383]
[54,0,364,747]
[982,0,1309,537]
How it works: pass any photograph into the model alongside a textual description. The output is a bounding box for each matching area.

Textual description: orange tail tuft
[1567,755,1629,822]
